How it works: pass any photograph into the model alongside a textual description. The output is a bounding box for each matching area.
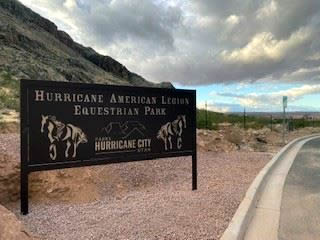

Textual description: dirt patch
[0,134,100,205]
[0,109,19,133]
[0,122,19,133]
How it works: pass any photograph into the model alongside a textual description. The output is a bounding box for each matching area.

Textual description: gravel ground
[1,133,271,240]
[0,133,20,159]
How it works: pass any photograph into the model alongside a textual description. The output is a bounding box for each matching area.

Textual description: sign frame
[20,79,197,215]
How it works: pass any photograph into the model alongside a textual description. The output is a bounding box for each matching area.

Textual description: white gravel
[1,134,271,240]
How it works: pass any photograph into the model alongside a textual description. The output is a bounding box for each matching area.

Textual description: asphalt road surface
[279,137,320,240]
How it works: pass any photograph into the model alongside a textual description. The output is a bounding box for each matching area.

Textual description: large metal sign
[20,79,197,214]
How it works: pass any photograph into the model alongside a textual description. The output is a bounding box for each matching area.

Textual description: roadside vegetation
[0,75,319,132]
[0,72,19,111]
[197,109,320,130]
[0,72,20,132]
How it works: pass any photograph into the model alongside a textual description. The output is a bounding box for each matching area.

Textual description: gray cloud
[21,0,183,54]
[269,0,320,39]
[190,0,259,18]
[80,0,182,52]
[20,0,320,86]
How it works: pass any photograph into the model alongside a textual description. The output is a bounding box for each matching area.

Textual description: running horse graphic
[157,115,187,150]
[40,115,88,160]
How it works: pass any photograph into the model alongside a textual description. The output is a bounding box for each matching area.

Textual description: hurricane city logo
[157,115,187,151]
[95,121,151,153]
[40,115,88,160]
[101,121,146,139]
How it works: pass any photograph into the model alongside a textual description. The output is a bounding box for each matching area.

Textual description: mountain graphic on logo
[101,121,146,139]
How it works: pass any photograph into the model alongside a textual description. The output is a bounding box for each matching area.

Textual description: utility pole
[283,107,285,144]
[313,117,315,128]
[270,115,273,131]
[243,108,246,130]
[283,96,287,145]
[293,117,295,131]
[205,101,208,129]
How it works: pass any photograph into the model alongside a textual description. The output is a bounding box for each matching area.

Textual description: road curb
[220,134,320,240]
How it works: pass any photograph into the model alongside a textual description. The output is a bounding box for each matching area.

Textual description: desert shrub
[197,119,207,129]
[196,109,320,131]
[248,121,265,129]
[292,118,306,129]
[0,72,20,111]
[196,109,217,130]
[225,130,243,148]
[251,142,268,152]
[211,124,218,130]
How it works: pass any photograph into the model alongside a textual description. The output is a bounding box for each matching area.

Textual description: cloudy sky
[20,0,320,112]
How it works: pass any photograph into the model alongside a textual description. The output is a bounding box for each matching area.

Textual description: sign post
[282,96,288,145]
[20,79,197,214]
[192,95,197,190]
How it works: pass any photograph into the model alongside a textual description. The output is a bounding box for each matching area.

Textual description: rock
[0,204,38,240]
[256,137,267,144]
[252,130,258,135]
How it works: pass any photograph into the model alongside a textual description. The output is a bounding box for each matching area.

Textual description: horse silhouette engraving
[157,115,187,150]
[40,115,88,160]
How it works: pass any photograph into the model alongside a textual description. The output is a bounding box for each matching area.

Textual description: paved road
[279,137,320,240]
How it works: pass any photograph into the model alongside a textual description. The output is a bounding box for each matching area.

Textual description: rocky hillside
[0,0,172,88]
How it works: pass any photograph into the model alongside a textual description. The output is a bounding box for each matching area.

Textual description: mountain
[0,0,173,88]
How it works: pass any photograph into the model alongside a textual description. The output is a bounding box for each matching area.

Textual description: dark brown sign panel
[20,79,197,214]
